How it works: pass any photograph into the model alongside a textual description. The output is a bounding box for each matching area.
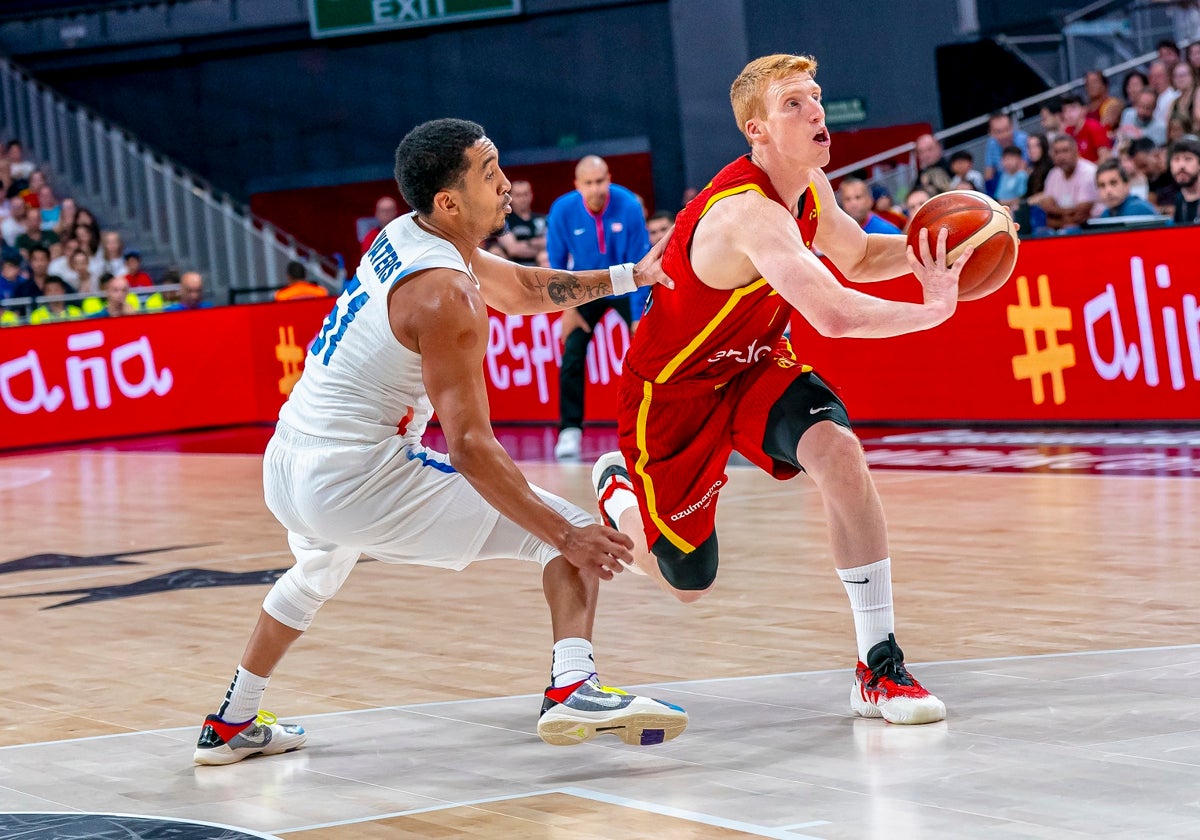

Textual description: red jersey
[623,155,819,389]
[1065,118,1112,162]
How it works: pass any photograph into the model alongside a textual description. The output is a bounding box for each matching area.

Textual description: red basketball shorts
[616,350,849,558]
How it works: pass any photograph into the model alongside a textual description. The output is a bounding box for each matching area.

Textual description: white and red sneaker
[851,634,946,725]
[591,452,646,575]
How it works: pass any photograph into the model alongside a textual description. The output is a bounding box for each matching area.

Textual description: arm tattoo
[536,271,613,307]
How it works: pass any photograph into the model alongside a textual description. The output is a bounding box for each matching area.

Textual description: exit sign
[309,0,520,38]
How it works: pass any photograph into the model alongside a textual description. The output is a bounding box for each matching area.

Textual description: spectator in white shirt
[1029,134,1099,232]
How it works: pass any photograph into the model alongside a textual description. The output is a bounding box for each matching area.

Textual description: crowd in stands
[0,138,217,326]
[840,37,1200,238]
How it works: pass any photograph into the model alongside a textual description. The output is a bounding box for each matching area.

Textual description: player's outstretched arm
[470,240,673,316]
[809,170,909,283]
[394,269,632,578]
[717,191,961,338]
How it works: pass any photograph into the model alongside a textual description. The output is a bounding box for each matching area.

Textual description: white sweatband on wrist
[608,262,636,296]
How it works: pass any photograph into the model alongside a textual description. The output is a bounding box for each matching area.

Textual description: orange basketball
[905,191,1019,301]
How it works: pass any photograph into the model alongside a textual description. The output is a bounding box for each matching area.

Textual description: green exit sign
[309,0,520,38]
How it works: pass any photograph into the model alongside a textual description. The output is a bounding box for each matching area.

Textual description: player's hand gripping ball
[906,191,1019,300]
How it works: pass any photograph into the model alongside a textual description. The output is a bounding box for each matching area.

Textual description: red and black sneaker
[193,710,306,766]
[851,634,946,725]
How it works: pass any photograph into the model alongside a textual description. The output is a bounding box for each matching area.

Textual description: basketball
[905,191,1019,301]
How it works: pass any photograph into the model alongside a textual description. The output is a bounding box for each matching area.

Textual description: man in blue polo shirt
[836,177,901,234]
[1095,159,1159,218]
[546,155,650,461]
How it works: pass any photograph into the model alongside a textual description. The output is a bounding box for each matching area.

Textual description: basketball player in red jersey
[593,54,974,725]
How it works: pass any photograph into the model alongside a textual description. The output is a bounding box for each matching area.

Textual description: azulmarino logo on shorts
[670,479,723,521]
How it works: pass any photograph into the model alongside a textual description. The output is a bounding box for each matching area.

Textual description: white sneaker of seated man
[554,427,583,462]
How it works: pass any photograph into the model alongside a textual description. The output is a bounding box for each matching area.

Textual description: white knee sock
[217,665,270,724]
[838,558,895,662]
[551,637,596,687]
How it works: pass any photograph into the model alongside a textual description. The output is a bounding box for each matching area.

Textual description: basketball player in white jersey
[193,119,686,765]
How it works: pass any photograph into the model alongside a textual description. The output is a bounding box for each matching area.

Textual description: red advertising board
[790,225,1200,422]
[0,299,626,450]
[3,225,1198,451]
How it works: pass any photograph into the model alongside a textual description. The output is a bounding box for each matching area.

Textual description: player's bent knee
[652,532,719,596]
[262,568,331,632]
[798,420,865,477]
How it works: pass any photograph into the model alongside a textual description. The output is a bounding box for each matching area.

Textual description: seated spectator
[13,245,58,300]
[837,177,901,233]
[1085,71,1123,132]
[67,250,99,296]
[870,184,908,229]
[912,133,952,195]
[6,140,33,183]
[0,255,23,299]
[1147,60,1176,127]
[48,236,79,283]
[75,205,99,229]
[54,196,77,240]
[89,273,136,318]
[1061,93,1112,162]
[98,231,127,276]
[360,196,399,255]
[1118,88,1168,147]
[903,188,932,228]
[275,260,330,301]
[36,185,60,230]
[993,146,1029,209]
[983,111,1029,183]
[1128,137,1177,209]
[1167,114,1190,146]
[948,150,985,191]
[1118,147,1150,200]
[1159,38,1182,73]
[28,275,83,324]
[123,250,153,288]
[72,223,104,277]
[494,180,546,266]
[1122,69,1149,111]
[1040,96,1064,141]
[1095,159,1159,218]
[167,271,213,310]
[1168,62,1197,134]
[0,195,25,247]
[646,210,673,246]
[1169,135,1200,223]
[16,208,60,260]
[1028,134,1099,232]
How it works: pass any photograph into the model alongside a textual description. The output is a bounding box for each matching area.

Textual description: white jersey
[280,212,473,445]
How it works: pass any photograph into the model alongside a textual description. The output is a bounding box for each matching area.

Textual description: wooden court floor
[2,427,1200,838]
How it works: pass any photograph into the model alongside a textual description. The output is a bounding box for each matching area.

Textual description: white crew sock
[217,665,271,724]
[600,484,638,528]
[838,558,895,662]
[551,637,596,687]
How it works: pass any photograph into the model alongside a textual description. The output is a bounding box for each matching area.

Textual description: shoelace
[254,710,279,726]
[870,656,916,687]
[585,677,629,696]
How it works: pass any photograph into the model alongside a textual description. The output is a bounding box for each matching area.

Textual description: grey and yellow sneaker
[193,710,306,766]
[537,677,688,746]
